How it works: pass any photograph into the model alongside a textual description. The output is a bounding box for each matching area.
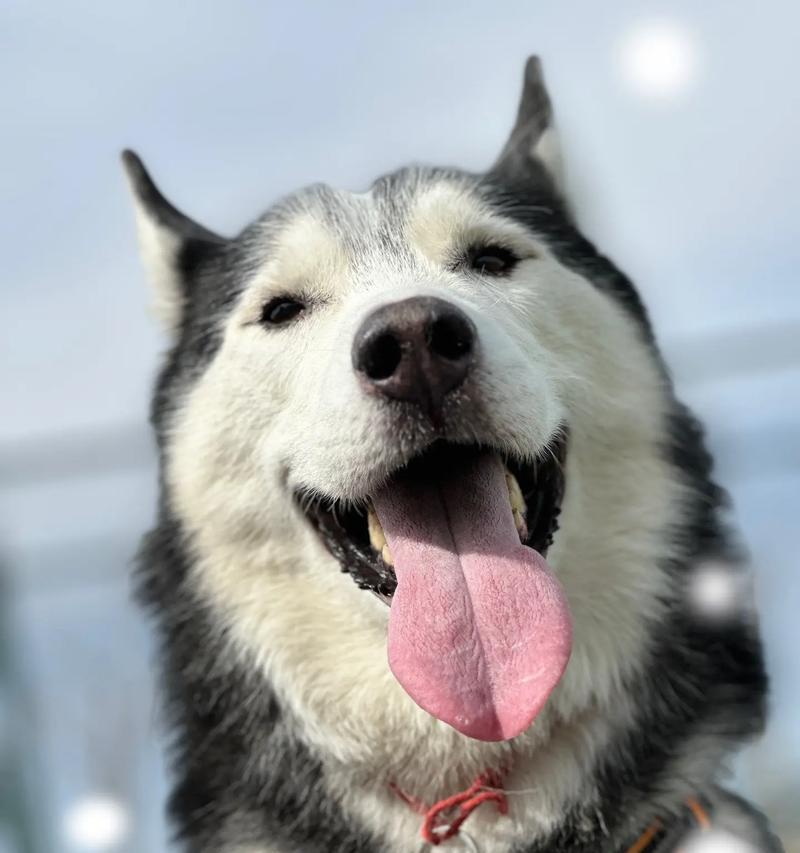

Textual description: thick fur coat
[125,58,782,852]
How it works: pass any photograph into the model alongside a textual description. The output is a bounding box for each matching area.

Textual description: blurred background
[2,1,798,850]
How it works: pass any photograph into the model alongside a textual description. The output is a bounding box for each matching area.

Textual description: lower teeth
[506,469,528,538]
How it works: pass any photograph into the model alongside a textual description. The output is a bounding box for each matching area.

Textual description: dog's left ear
[121,150,228,334]
[491,57,565,194]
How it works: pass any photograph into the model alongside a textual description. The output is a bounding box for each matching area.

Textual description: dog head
[125,58,684,750]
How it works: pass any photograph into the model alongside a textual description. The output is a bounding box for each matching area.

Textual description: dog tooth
[381,543,394,567]
[367,504,386,552]
[505,471,526,514]
[512,508,528,539]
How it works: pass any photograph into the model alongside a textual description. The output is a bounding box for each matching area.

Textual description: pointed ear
[492,57,565,193]
[121,150,227,333]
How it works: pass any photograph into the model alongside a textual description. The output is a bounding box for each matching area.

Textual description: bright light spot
[688,561,748,621]
[63,795,130,850]
[617,19,699,100]
[682,829,758,852]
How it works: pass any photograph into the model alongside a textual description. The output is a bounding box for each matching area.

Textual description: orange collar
[626,797,712,853]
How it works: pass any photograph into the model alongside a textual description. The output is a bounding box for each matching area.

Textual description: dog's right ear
[121,150,227,334]
[491,57,565,195]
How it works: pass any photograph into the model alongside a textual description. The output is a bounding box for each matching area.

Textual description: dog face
[126,59,683,757]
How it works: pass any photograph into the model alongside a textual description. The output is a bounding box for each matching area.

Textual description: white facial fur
[161,179,686,852]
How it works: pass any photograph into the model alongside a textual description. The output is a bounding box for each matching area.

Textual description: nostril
[362,333,403,380]
[428,314,473,361]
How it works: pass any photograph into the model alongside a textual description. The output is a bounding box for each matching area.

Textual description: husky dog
[124,58,782,852]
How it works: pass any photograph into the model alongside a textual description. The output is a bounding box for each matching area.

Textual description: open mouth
[303,435,568,603]
[300,435,572,743]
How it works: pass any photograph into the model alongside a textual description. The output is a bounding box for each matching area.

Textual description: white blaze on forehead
[406,182,542,266]
[237,212,350,322]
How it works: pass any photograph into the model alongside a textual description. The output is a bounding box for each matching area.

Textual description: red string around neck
[390,768,509,845]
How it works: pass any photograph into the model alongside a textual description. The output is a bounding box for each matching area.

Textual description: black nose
[352,296,476,417]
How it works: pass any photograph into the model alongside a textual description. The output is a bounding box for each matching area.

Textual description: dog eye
[261,297,306,326]
[467,245,519,276]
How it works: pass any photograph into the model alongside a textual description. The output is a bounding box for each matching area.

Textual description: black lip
[300,433,567,602]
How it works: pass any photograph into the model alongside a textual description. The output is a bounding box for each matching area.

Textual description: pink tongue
[373,451,572,742]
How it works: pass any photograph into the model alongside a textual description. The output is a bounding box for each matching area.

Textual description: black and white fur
[125,58,782,852]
